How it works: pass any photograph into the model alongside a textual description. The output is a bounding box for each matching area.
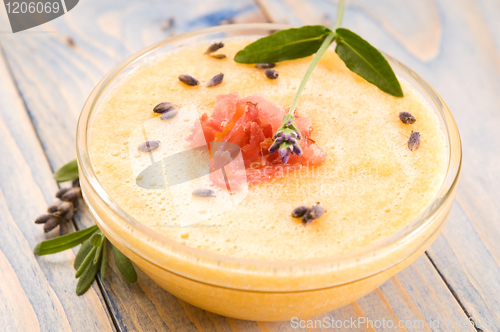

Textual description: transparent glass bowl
[76,24,461,321]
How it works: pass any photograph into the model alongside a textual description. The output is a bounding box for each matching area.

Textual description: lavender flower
[269,114,303,163]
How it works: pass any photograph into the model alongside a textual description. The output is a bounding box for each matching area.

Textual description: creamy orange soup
[88,39,447,261]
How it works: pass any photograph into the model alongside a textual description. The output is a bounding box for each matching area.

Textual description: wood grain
[0,250,41,332]
[0,0,499,330]
[0,49,114,331]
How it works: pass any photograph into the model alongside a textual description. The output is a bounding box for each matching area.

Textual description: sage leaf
[90,232,102,247]
[74,239,93,269]
[53,159,79,182]
[94,235,105,264]
[234,25,333,64]
[75,246,97,278]
[76,259,99,296]
[100,240,107,279]
[334,28,403,97]
[112,245,137,283]
[34,225,99,256]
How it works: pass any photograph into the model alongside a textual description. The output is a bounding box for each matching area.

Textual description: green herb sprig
[53,159,79,182]
[235,0,403,163]
[35,225,137,295]
[34,161,137,295]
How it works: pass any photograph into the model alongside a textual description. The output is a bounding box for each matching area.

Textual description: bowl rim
[76,23,462,289]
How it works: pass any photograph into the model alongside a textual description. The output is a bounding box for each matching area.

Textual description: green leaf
[112,245,137,283]
[76,259,99,296]
[34,225,99,256]
[234,25,333,64]
[334,28,403,97]
[94,235,105,264]
[74,239,93,269]
[90,232,103,247]
[75,246,97,278]
[53,159,79,182]
[100,240,107,279]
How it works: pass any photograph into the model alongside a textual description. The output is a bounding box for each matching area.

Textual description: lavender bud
[279,146,291,163]
[408,131,421,151]
[192,188,216,197]
[55,187,70,199]
[178,74,199,86]
[206,73,224,87]
[59,221,69,236]
[292,144,303,156]
[274,131,283,139]
[292,206,309,218]
[269,141,280,154]
[289,138,296,144]
[138,140,160,152]
[35,214,51,224]
[399,112,416,124]
[210,54,226,59]
[160,108,178,120]
[153,102,175,114]
[275,136,284,145]
[47,201,61,213]
[205,42,224,54]
[61,187,81,204]
[302,203,325,225]
[43,215,62,233]
[58,201,74,220]
[265,69,279,79]
[255,62,275,69]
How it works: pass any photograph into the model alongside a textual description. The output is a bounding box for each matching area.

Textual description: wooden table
[1,0,499,331]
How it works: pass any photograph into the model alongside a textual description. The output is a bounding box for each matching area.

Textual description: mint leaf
[112,245,137,283]
[53,159,79,182]
[34,225,99,256]
[234,26,333,64]
[335,28,403,97]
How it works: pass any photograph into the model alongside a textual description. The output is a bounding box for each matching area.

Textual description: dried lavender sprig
[34,180,81,233]
[268,114,303,163]
[268,0,345,164]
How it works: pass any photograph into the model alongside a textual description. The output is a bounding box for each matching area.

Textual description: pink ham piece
[187,92,327,184]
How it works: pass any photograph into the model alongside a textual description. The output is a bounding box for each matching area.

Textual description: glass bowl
[76,23,461,321]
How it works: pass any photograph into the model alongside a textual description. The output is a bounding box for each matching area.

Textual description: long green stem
[288,0,345,115]
[332,0,346,31]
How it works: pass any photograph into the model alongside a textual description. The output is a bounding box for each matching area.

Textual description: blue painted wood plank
[0,50,114,332]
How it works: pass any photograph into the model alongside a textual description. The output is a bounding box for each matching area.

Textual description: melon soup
[77,24,461,321]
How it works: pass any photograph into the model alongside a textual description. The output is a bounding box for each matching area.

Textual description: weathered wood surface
[0,0,499,331]
[0,46,114,331]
